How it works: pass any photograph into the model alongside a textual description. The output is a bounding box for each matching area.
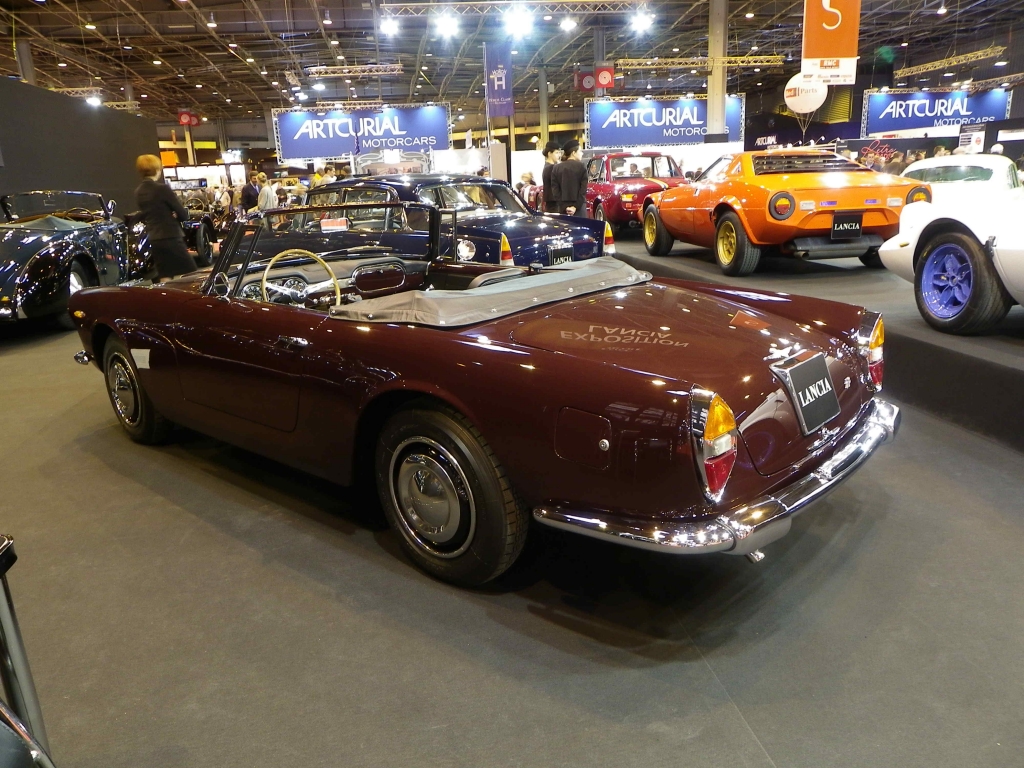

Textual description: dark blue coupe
[303,175,614,266]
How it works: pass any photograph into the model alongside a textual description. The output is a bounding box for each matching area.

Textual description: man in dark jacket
[134,154,195,280]
[540,141,561,213]
[240,171,261,211]
[552,139,588,216]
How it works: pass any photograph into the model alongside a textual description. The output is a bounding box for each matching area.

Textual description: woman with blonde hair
[256,172,276,211]
[134,154,195,280]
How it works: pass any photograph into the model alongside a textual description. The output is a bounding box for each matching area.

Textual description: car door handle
[277,335,311,348]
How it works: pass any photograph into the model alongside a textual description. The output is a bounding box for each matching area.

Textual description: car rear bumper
[785,234,885,259]
[534,397,900,558]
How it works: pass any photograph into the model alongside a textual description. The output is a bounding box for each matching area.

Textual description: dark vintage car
[584,152,689,228]
[179,194,217,266]
[69,202,898,587]
[0,191,149,326]
[304,174,615,266]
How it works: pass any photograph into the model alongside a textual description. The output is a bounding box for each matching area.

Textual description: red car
[69,201,899,587]
[585,152,689,228]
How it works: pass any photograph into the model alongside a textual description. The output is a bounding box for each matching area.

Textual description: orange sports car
[642,150,931,275]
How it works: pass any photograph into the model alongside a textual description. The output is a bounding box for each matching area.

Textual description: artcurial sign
[586,95,744,148]
[274,104,451,161]
[864,90,1011,135]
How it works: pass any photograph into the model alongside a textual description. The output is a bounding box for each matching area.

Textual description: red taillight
[603,221,616,255]
[691,390,739,503]
[499,234,514,266]
[858,313,885,391]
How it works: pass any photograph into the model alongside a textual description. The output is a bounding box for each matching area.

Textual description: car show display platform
[616,239,1024,453]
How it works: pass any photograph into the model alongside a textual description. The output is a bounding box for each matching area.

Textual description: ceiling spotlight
[995,60,1008,66]
[511,49,518,55]
[141,94,147,98]
[504,6,533,36]
[380,17,399,35]
[750,45,759,51]
[896,81,907,86]
[754,67,760,72]
[1001,82,1010,87]
[202,116,208,121]
[745,11,754,18]
[291,85,301,90]
[881,85,890,92]
[244,58,254,63]
[559,17,577,32]
[225,98,231,102]
[435,14,459,38]
[543,14,552,20]
[330,39,340,45]
[672,47,679,52]
[312,82,326,91]
[195,83,202,88]
[152,60,162,65]
[207,13,217,27]
[901,41,909,47]
[631,11,654,33]
[690,69,697,74]
[416,84,422,89]
[345,78,351,83]
[323,10,332,25]
[86,96,101,106]
[123,44,133,50]
[228,42,238,48]
[943,71,954,76]
[458,114,465,120]
[337,56,344,60]
[756,82,762,86]
[936,5,947,13]
[57,62,67,68]
[297,92,308,100]
[271,80,279,85]
[288,96,295,101]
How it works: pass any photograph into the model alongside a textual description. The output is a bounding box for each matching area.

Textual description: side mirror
[211,272,230,298]
[106,199,117,216]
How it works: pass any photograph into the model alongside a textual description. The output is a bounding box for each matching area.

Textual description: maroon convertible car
[69,201,898,586]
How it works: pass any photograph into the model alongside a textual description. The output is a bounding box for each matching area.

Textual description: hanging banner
[274,104,451,162]
[801,0,861,85]
[586,95,744,148]
[863,90,1011,135]
[485,41,515,118]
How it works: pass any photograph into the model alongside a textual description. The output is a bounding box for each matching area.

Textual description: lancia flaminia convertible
[69,202,899,586]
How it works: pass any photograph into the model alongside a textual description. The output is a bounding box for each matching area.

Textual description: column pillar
[217,118,229,154]
[15,40,36,86]
[593,25,606,99]
[538,66,549,146]
[184,123,196,165]
[707,0,728,136]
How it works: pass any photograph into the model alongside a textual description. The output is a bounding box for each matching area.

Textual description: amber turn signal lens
[906,186,932,204]
[701,394,738,501]
[705,394,737,443]
[499,234,514,266]
[603,221,616,254]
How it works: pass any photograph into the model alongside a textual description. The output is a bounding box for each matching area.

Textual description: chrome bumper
[533,398,900,559]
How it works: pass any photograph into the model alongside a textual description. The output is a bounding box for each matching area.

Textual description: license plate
[770,352,841,435]
[831,213,862,240]
[548,245,574,265]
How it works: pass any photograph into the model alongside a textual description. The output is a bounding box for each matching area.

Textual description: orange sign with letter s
[802,0,861,60]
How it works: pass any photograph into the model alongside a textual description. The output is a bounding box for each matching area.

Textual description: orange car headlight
[768,192,795,220]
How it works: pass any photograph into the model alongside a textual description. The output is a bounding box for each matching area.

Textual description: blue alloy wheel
[920,242,973,319]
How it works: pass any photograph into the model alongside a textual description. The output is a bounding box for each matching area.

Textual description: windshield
[904,165,995,184]
[608,156,680,179]
[428,183,528,215]
[1,191,105,220]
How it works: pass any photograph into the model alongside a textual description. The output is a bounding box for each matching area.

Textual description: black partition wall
[0,78,159,212]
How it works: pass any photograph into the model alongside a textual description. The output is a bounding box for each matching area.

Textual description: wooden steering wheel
[260,249,342,306]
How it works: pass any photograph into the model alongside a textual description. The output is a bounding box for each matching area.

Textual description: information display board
[274,104,451,163]
[862,90,1011,135]
[586,95,744,148]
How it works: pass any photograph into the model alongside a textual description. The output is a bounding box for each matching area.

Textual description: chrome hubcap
[390,437,475,558]
[69,271,84,295]
[107,355,140,426]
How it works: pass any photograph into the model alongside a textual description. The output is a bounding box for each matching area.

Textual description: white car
[879,154,1024,334]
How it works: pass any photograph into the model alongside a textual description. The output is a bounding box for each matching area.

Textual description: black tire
[714,211,762,276]
[914,231,1013,335]
[102,336,173,444]
[859,248,885,268]
[375,403,528,587]
[194,224,214,267]
[642,206,674,256]
[56,260,96,330]
[594,202,616,232]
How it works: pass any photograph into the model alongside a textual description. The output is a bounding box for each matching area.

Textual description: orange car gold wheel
[717,219,737,266]
[643,209,657,246]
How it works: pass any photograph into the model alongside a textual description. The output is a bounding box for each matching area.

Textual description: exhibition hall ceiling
[0,0,1020,121]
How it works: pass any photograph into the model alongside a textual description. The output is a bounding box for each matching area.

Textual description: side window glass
[587,160,604,182]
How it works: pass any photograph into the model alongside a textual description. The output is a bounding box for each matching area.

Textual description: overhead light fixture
[631,11,654,33]
[297,92,307,100]
[344,78,351,83]
[995,60,1008,66]
[271,80,279,85]
[896,81,907,86]
[291,85,301,90]
[745,11,754,18]
[543,14,552,20]
[943,71,954,76]
[511,49,518,55]
[750,45,759,51]
[756,82,762,86]
[288,96,295,101]
[245,57,255,62]
[260,69,268,75]
[84,20,97,30]
[901,41,909,47]
[690,69,697,74]
[86,96,101,106]
[312,82,326,91]
[922,87,930,91]
[936,5,947,13]
[228,42,237,48]
[560,17,577,32]
[323,10,332,25]
[152,60,162,65]
[330,39,339,45]
[201,116,208,122]
[380,17,399,35]
[881,85,890,92]
[57,62,67,68]
[754,67,760,72]
[123,44,132,50]
[207,13,217,28]
[141,94,147,98]
[337,56,344,60]
[435,14,459,38]
[195,83,202,88]
[1001,82,1010,87]
[416,84,422,88]
[225,97,231,102]
[504,6,533,36]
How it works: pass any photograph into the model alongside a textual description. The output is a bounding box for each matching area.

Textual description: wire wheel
[920,243,973,319]
[106,354,141,427]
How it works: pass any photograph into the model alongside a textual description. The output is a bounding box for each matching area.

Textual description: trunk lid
[506,281,869,476]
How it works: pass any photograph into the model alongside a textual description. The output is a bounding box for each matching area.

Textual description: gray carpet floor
[2,290,1023,767]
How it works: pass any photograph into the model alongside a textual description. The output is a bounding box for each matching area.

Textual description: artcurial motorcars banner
[586,95,744,148]
[863,90,1011,135]
[274,104,451,161]
[484,41,515,118]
